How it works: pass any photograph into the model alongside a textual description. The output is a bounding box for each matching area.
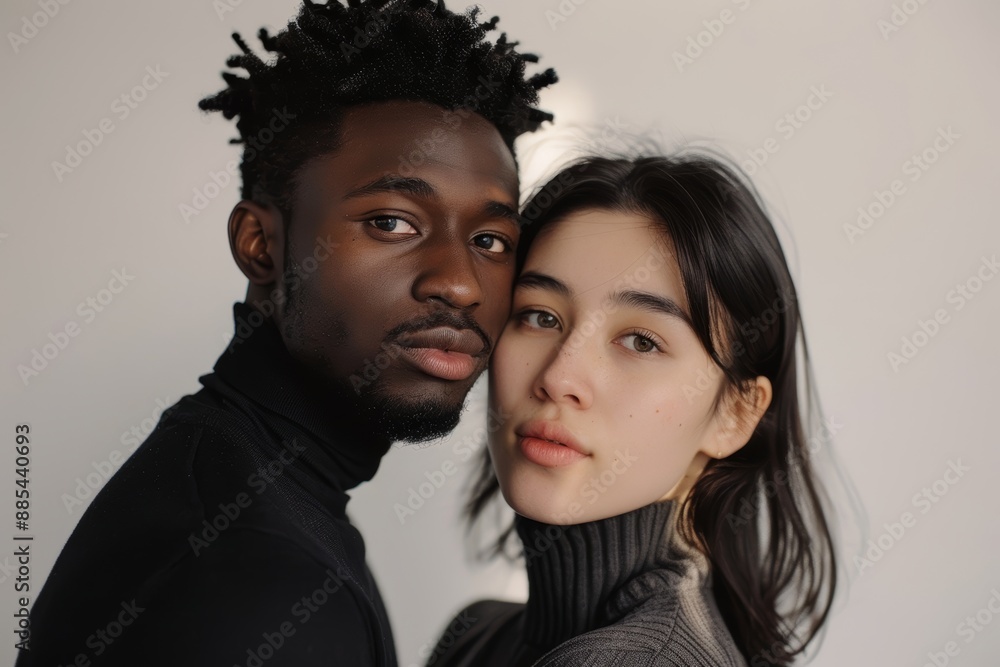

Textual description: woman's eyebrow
[516,272,691,325]
[609,289,692,325]
[515,271,572,298]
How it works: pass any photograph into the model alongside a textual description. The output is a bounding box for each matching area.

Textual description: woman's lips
[515,420,589,468]
[518,435,587,468]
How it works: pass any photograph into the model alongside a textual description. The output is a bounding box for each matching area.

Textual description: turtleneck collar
[196,301,393,506]
[515,499,713,650]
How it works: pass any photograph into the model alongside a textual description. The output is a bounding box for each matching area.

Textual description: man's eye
[521,310,560,329]
[472,234,509,254]
[368,216,417,235]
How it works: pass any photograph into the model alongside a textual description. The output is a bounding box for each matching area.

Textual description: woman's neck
[514,499,712,650]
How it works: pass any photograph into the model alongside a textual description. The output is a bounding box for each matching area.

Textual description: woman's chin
[500,483,579,526]
[501,477,681,526]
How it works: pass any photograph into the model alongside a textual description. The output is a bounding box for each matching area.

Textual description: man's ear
[706,376,773,459]
[228,200,284,286]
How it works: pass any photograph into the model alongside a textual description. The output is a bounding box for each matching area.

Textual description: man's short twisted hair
[199,0,557,217]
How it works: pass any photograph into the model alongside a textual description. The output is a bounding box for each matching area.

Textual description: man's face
[276,100,520,442]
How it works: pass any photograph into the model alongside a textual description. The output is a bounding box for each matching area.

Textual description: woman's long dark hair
[466,152,837,666]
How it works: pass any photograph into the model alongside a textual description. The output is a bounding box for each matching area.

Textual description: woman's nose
[532,331,594,410]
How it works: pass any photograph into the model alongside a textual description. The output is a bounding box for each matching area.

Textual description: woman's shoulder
[426,599,526,667]
[532,624,748,667]
[532,593,748,667]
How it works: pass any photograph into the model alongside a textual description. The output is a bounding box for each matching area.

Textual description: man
[18,1,555,665]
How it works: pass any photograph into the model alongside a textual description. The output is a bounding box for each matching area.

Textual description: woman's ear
[661,377,773,503]
[229,200,284,286]
[706,376,773,459]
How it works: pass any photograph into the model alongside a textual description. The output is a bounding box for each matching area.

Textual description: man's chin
[354,386,466,444]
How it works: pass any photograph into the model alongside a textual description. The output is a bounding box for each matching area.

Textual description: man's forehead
[329,103,519,195]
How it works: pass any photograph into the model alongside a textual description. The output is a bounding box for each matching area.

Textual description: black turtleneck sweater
[19,302,397,666]
[427,500,748,667]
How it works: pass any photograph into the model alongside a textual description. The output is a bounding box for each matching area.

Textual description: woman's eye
[368,216,417,235]
[522,310,560,329]
[621,332,660,354]
[472,234,509,254]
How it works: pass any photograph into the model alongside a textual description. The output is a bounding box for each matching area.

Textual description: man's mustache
[384,310,493,358]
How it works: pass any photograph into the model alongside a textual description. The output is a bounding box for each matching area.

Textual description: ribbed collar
[516,499,713,650]
[195,301,393,512]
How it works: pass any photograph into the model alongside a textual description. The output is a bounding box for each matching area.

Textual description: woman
[428,153,837,667]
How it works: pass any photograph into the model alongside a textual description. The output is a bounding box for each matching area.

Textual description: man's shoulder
[110,393,278,504]
[426,599,525,666]
[454,599,525,631]
[157,524,368,601]
[137,388,259,455]
[85,526,386,666]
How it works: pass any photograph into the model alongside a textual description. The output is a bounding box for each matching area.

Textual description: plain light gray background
[3,1,999,665]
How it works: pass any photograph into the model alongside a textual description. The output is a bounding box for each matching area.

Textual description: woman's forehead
[521,210,682,301]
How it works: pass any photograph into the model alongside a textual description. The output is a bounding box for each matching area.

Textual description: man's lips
[394,327,486,381]
[396,327,486,355]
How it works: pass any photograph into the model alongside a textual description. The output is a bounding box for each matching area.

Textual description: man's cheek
[351,265,411,302]
[484,297,513,344]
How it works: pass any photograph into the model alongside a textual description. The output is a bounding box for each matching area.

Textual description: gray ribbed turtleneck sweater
[427,500,748,666]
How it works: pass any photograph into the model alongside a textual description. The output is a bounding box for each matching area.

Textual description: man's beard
[347,380,465,443]
[280,250,466,444]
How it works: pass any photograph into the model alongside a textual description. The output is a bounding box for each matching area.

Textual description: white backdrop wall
[2,1,998,665]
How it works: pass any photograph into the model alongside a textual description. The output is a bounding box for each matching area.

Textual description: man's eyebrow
[609,289,691,325]
[342,175,436,201]
[343,176,519,226]
[484,200,522,227]
[515,271,573,298]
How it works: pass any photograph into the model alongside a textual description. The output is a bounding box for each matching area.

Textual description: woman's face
[488,208,750,525]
